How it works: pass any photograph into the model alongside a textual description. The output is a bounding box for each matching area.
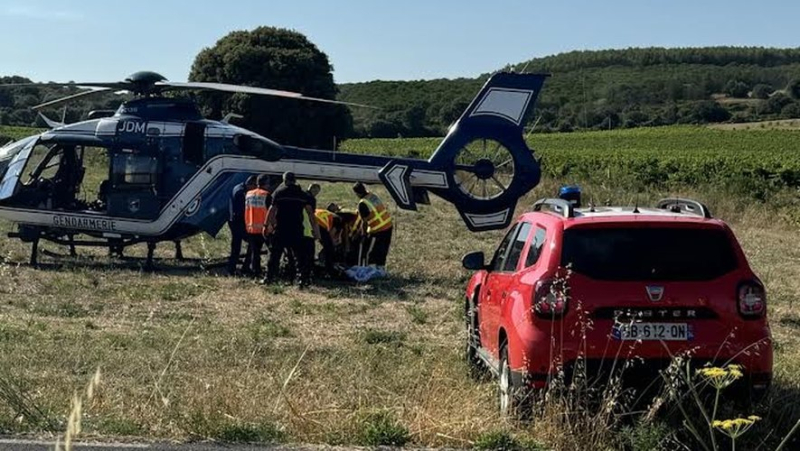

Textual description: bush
[761,92,793,114]
[356,410,410,447]
[781,102,800,119]
[751,83,773,99]
[724,80,750,98]
[680,101,731,123]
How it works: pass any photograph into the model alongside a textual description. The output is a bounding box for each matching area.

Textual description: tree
[787,78,800,100]
[189,27,352,148]
[680,101,730,123]
[751,84,773,99]
[724,80,750,98]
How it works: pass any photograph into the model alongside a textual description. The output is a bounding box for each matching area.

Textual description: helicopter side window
[112,153,158,187]
[108,152,161,219]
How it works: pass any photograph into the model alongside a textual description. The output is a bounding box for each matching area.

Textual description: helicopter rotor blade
[159,81,378,109]
[0,82,131,90]
[0,76,378,109]
[32,87,112,111]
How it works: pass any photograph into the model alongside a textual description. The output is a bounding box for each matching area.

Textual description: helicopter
[0,70,548,267]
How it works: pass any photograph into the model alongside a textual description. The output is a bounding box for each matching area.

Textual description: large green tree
[189,27,352,148]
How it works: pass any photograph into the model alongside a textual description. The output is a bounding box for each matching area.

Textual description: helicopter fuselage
[0,97,445,246]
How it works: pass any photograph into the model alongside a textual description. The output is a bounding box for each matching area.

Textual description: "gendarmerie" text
[52,215,117,232]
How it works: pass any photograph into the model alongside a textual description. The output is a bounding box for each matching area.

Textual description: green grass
[354,410,410,447]
[0,125,43,143]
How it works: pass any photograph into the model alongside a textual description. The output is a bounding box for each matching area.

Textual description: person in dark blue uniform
[264,172,319,287]
[227,175,257,275]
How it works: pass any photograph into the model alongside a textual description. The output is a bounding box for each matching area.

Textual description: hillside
[5,47,800,140]
[339,46,800,137]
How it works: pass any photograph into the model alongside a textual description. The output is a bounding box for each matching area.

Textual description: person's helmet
[558,185,582,208]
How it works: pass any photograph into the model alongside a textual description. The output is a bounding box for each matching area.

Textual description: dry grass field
[1,175,800,450]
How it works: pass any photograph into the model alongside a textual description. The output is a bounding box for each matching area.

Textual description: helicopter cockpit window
[0,137,37,200]
[0,136,37,163]
[23,144,62,185]
[112,153,158,187]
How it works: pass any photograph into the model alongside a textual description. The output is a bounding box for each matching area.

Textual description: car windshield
[561,226,738,281]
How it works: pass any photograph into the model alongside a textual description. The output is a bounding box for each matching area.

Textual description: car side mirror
[462,251,486,271]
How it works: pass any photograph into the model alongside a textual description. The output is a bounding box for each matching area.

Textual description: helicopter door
[106,149,160,219]
[0,137,37,201]
[182,122,206,166]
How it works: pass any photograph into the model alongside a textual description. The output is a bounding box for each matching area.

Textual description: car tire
[465,299,487,380]
[498,344,532,420]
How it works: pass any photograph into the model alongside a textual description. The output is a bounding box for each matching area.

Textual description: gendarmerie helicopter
[0,71,548,267]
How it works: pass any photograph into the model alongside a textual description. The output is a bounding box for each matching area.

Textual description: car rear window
[561,227,738,281]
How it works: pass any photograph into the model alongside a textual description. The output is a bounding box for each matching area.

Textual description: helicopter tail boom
[273,72,548,231]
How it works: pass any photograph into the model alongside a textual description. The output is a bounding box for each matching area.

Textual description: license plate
[612,322,692,341]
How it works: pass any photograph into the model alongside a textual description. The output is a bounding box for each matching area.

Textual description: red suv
[462,197,772,414]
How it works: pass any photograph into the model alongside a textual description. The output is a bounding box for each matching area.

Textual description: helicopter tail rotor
[378,72,549,231]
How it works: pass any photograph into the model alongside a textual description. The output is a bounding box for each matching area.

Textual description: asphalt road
[0,439,370,451]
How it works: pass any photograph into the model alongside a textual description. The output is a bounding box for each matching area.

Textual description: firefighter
[227,175,257,275]
[264,172,319,287]
[352,182,393,271]
[315,203,344,275]
[244,174,272,277]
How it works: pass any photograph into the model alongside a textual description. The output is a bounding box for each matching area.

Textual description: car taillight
[533,279,568,319]
[737,281,766,319]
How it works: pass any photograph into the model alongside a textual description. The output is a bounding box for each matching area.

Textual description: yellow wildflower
[713,416,760,439]
[696,364,744,389]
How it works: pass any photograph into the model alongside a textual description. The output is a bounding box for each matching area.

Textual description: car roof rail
[532,198,575,218]
[656,198,712,219]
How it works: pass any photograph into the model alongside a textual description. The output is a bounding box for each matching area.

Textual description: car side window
[525,227,548,267]
[503,222,532,272]
[490,224,521,272]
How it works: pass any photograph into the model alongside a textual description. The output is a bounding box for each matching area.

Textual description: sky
[0,0,798,85]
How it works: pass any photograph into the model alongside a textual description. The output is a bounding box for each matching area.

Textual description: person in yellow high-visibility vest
[315,203,344,275]
[352,182,393,271]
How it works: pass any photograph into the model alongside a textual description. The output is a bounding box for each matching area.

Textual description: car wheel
[498,344,532,420]
[465,300,487,380]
